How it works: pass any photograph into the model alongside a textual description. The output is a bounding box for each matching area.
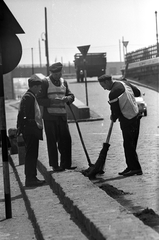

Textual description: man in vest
[17,74,46,187]
[37,62,76,172]
[98,74,143,177]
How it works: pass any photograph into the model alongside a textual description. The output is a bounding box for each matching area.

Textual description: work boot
[25,177,46,187]
[65,166,77,170]
[52,166,65,172]
[123,169,143,177]
[118,168,130,175]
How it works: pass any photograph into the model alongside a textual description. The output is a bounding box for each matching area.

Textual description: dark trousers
[23,134,39,180]
[120,117,142,170]
[44,117,72,169]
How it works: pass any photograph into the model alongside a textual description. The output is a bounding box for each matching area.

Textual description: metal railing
[126,44,158,63]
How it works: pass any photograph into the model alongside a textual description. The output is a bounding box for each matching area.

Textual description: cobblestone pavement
[0,78,159,239]
[0,155,37,240]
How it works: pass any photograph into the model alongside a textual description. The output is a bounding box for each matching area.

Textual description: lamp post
[155,11,159,56]
[38,38,42,67]
[122,40,129,63]
[122,39,129,77]
[41,32,47,74]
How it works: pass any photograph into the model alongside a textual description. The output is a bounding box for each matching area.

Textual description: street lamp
[41,32,48,73]
[122,38,129,78]
[122,40,129,63]
[38,38,42,67]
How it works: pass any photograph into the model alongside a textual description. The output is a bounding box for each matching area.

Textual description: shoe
[118,168,130,175]
[25,178,46,187]
[65,166,77,170]
[53,166,65,172]
[98,170,105,175]
[123,169,143,177]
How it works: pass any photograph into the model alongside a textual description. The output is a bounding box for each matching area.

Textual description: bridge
[3,62,123,99]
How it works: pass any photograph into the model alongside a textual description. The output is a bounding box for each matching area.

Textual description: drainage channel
[98,183,159,234]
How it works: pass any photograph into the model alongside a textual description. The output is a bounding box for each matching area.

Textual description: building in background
[3,61,124,99]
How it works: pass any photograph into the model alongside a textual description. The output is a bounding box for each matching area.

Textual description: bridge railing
[126,44,158,63]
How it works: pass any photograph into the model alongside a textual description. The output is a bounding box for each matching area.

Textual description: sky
[4,0,159,66]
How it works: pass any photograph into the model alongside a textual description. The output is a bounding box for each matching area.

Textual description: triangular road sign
[77,45,90,58]
[122,41,129,48]
[0,0,24,34]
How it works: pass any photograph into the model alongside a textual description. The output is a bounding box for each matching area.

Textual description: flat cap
[98,74,112,82]
[28,73,44,85]
[49,62,63,73]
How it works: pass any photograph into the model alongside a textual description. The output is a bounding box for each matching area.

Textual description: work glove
[110,114,117,122]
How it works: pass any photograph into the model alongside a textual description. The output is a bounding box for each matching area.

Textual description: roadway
[1,77,159,239]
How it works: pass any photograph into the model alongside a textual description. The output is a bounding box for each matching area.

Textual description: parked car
[135,94,147,116]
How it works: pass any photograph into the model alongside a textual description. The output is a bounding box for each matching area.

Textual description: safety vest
[109,81,139,119]
[118,81,139,119]
[47,77,66,115]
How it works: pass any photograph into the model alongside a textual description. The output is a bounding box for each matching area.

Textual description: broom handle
[69,104,92,166]
[106,120,114,144]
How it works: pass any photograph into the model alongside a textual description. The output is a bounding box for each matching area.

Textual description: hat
[49,62,63,73]
[28,73,44,86]
[98,74,112,82]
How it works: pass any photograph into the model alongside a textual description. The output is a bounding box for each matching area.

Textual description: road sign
[1,29,22,74]
[77,45,90,58]
[0,1,24,34]
[123,41,129,48]
[0,0,24,74]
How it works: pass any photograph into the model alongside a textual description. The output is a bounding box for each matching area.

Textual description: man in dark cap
[17,74,46,187]
[98,74,143,177]
[49,62,63,73]
[37,62,76,172]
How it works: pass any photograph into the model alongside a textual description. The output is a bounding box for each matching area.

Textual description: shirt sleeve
[17,94,34,130]
[109,82,125,121]
[37,79,51,107]
[64,80,75,104]
[129,84,141,97]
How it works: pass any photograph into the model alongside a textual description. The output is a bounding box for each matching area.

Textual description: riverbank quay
[0,77,159,239]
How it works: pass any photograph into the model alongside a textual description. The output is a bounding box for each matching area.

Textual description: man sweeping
[98,75,143,177]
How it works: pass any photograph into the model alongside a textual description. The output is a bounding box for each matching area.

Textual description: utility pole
[155,11,159,56]
[45,7,49,75]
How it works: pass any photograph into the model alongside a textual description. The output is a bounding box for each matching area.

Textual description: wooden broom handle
[106,120,114,144]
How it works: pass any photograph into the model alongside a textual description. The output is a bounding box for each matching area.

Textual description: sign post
[45,7,50,76]
[77,45,90,106]
[0,0,24,219]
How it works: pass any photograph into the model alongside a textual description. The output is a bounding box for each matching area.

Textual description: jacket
[17,89,43,140]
